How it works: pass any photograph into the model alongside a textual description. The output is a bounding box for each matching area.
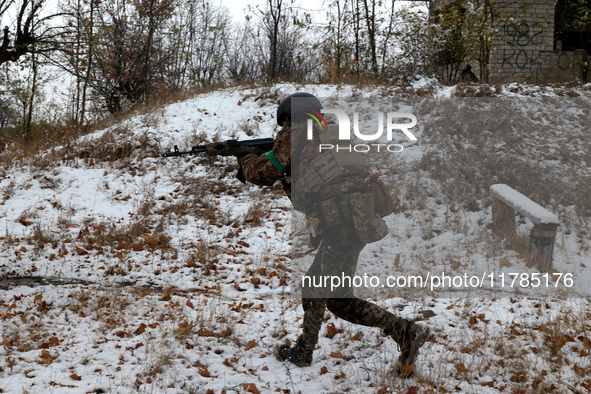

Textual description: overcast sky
[219,0,427,28]
[220,0,330,23]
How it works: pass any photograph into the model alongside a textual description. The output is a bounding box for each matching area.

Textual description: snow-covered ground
[0,81,590,393]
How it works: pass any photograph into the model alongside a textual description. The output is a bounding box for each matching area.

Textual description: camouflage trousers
[297,223,410,351]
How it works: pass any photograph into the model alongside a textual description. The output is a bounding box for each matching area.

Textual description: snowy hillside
[0,81,590,393]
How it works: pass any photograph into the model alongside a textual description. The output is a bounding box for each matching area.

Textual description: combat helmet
[276,92,323,126]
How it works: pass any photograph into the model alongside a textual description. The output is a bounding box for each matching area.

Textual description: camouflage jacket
[241,126,291,186]
[242,123,390,243]
[241,124,366,199]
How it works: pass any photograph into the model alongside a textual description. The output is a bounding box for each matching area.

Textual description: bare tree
[361,0,378,75]
[249,0,316,82]
[85,0,174,114]
[56,0,96,126]
[1,0,66,139]
[55,0,232,119]
[226,19,266,82]
[323,0,354,81]
[350,0,363,77]
[264,0,284,81]
[0,85,16,128]
[1,0,64,65]
[165,0,230,88]
[1,0,38,64]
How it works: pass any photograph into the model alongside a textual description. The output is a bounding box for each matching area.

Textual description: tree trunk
[24,44,38,142]
[80,0,95,128]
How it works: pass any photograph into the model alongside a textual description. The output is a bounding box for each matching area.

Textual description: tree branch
[0,0,51,65]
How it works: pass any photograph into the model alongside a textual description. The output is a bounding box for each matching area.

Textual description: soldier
[461,64,479,83]
[238,92,429,377]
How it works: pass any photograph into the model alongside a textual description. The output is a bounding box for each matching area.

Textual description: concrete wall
[430,0,586,83]
[490,0,584,83]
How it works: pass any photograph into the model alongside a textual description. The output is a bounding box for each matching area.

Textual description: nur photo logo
[306,108,418,153]
[304,107,328,132]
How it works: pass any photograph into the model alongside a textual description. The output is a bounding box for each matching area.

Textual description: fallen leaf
[242,383,260,394]
[351,331,363,341]
[75,246,89,256]
[38,350,56,365]
[133,323,147,336]
[245,340,258,350]
[510,326,522,335]
[326,323,344,339]
[334,372,346,380]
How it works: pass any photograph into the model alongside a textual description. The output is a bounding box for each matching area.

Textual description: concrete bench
[490,184,559,272]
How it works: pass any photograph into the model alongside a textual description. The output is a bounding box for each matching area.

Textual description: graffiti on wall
[499,20,580,76]
[501,48,542,70]
[501,22,545,71]
[556,50,578,71]
[491,8,583,81]
[504,22,544,47]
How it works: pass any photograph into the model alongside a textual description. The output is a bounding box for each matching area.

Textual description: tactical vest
[287,124,390,244]
[290,124,368,214]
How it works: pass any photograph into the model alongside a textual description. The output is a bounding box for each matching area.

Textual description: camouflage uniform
[241,124,292,187]
[241,123,413,356]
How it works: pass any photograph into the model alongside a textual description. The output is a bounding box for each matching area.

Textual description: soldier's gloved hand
[236,153,247,167]
[237,153,258,167]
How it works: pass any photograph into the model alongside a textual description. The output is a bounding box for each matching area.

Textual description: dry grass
[408,97,591,233]
[0,282,262,390]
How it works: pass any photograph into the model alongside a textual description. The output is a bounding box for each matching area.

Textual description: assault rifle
[162,138,275,182]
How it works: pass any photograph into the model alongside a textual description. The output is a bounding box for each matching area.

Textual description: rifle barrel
[162,138,275,158]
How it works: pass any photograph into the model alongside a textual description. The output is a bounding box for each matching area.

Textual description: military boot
[395,322,430,378]
[273,343,313,367]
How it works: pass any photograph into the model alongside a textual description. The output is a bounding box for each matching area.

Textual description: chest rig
[290,124,368,215]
